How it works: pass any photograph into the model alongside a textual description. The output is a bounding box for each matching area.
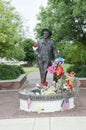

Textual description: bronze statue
[34,28,58,84]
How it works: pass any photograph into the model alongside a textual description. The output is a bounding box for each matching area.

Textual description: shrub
[0,64,25,80]
[67,65,86,77]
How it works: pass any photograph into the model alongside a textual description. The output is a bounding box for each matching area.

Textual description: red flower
[33,44,38,48]
[43,81,48,86]
[33,43,38,51]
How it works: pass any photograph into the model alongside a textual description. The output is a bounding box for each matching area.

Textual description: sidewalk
[0,72,86,130]
[0,72,86,119]
[0,117,86,130]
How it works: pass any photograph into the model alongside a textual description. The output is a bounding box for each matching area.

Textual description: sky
[11,0,48,39]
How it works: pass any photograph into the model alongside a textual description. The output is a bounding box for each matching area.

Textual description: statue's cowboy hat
[41,28,52,37]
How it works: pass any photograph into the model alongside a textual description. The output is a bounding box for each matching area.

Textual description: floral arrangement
[47,57,65,76]
[30,57,80,96]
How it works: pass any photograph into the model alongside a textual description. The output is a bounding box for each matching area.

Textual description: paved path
[0,117,86,130]
[0,72,86,119]
[0,72,86,129]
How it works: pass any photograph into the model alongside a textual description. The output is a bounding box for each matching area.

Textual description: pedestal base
[20,97,75,112]
[19,88,75,113]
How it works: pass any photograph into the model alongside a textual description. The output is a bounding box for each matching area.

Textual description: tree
[6,43,25,61]
[22,38,36,65]
[0,0,24,59]
[67,42,86,65]
[35,0,86,44]
[35,0,86,77]
[35,0,86,59]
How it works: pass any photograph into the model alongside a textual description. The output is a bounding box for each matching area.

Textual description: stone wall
[0,74,26,90]
[78,78,86,88]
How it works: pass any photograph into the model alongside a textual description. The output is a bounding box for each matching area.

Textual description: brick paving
[0,72,86,119]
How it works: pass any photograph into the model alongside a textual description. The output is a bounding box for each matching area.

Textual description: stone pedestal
[19,88,75,113]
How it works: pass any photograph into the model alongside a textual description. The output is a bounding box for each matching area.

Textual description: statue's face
[43,31,49,39]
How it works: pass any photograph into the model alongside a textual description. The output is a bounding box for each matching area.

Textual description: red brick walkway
[0,72,86,119]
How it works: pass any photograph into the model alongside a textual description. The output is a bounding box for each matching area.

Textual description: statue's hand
[38,54,41,58]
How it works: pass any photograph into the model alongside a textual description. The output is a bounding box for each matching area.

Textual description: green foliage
[22,38,36,64]
[7,43,25,61]
[0,0,24,59]
[57,42,86,65]
[0,64,25,80]
[35,0,86,77]
[57,43,74,62]
[35,0,86,44]
[67,65,86,77]
[66,42,86,65]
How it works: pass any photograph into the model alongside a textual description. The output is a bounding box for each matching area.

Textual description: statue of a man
[34,28,58,84]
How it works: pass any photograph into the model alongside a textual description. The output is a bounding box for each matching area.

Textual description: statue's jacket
[34,39,57,64]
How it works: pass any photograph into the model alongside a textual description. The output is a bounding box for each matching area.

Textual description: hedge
[67,65,86,77]
[0,64,25,80]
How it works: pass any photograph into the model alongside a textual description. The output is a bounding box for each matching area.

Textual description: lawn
[62,63,71,71]
[23,63,71,74]
[23,67,39,74]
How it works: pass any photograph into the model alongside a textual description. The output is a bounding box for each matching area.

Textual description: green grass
[62,63,71,71]
[23,63,71,74]
[23,67,39,74]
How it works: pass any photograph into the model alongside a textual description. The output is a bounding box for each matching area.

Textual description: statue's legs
[38,59,48,84]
